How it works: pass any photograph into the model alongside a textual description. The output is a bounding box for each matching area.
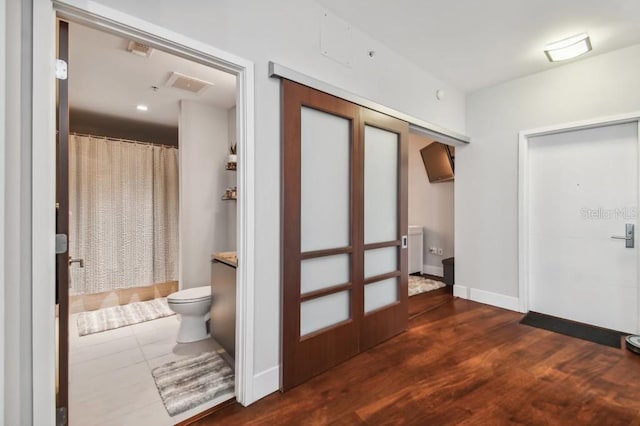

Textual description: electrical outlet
[429,247,437,254]
[437,248,443,256]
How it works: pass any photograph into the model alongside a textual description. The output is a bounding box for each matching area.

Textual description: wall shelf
[223,159,237,199]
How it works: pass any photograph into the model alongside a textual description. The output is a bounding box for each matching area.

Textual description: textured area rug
[409,275,446,297]
[521,311,623,349]
[152,352,235,416]
[76,298,175,336]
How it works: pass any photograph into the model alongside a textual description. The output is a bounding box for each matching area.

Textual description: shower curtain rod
[70,132,177,149]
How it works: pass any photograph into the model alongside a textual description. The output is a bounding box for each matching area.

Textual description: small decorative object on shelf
[226,143,237,170]
[222,186,237,201]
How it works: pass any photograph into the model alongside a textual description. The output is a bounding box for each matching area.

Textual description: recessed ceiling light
[544,33,592,62]
[136,104,148,112]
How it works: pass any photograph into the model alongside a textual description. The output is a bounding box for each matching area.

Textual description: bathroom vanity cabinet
[211,252,237,359]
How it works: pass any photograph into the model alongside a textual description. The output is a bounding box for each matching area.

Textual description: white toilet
[167,286,212,343]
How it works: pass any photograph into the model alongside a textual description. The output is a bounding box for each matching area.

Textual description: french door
[281,80,408,390]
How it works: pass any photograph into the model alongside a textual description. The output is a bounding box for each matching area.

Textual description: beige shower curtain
[69,135,179,295]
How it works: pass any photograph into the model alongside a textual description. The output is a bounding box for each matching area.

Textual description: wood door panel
[56,19,70,415]
[284,320,359,389]
[360,108,409,351]
[281,80,361,391]
[361,301,407,350]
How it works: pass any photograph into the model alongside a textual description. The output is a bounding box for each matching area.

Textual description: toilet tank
[408,225,423,274]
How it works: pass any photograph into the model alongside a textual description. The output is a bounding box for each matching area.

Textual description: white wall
[179,101,230,289]
[4,0,26,423]
[0,0,6,422]
[459,44,640,306]
[226,106,237,251]
[408,133,454,276]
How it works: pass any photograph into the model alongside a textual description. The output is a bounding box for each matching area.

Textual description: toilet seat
[167,286,211,304]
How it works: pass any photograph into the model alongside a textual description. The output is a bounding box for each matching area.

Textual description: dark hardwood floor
[194,290,640,425]
[409,285,453,318]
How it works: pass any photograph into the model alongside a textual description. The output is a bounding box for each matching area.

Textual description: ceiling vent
[165,71,214,95]
[127,40,153,58]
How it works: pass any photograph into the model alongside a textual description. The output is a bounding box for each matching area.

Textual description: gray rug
[76,298,175,336]
[409,275,446,297]
[152,352,235,416]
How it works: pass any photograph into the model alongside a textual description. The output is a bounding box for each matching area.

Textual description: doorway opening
[407,132,455,318]
[519,115,640,335]
[59,19,238,424]
[43,4,253,424]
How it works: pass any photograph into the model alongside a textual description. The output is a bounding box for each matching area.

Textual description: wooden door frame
[31,0,257,420]
[518,112,640,333]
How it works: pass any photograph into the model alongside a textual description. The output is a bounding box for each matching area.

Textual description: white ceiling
[316,0,640,92]
[69,22,237,126]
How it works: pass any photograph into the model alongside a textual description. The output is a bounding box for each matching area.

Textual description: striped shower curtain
[68,135,179,295]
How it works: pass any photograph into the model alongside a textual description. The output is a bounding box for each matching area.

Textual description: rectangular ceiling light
[544,33,592,62]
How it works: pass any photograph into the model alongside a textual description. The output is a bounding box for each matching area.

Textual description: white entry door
[528,122,639,333]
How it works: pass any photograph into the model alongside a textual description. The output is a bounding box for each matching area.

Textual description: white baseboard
[453,285,469,299]
[250,365,279,403]
[453,285,520,312]
[469,288,520,312]
[422,264,443,277]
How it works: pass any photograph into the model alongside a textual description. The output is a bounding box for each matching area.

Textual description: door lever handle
[69,258,84,268]
[610,224,634,248]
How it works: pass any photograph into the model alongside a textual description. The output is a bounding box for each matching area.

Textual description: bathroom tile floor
[68,313,234,426]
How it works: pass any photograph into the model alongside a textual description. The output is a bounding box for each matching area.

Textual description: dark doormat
[520,311,624,349]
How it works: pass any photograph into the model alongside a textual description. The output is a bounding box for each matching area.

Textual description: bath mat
[76,298,175,336]
[520,311,624,348]
[152,352,235,416]
[409,275,446,297]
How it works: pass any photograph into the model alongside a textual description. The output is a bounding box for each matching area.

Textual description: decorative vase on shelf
[223,187,237,200]
[226,143,238,170]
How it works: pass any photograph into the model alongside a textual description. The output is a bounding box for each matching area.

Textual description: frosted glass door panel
[301,107,351,252]
[301,254,350,294]
[301,291,351,336]
[364,247,398,278]
[364,278,398,313]
[364,125,398,244]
